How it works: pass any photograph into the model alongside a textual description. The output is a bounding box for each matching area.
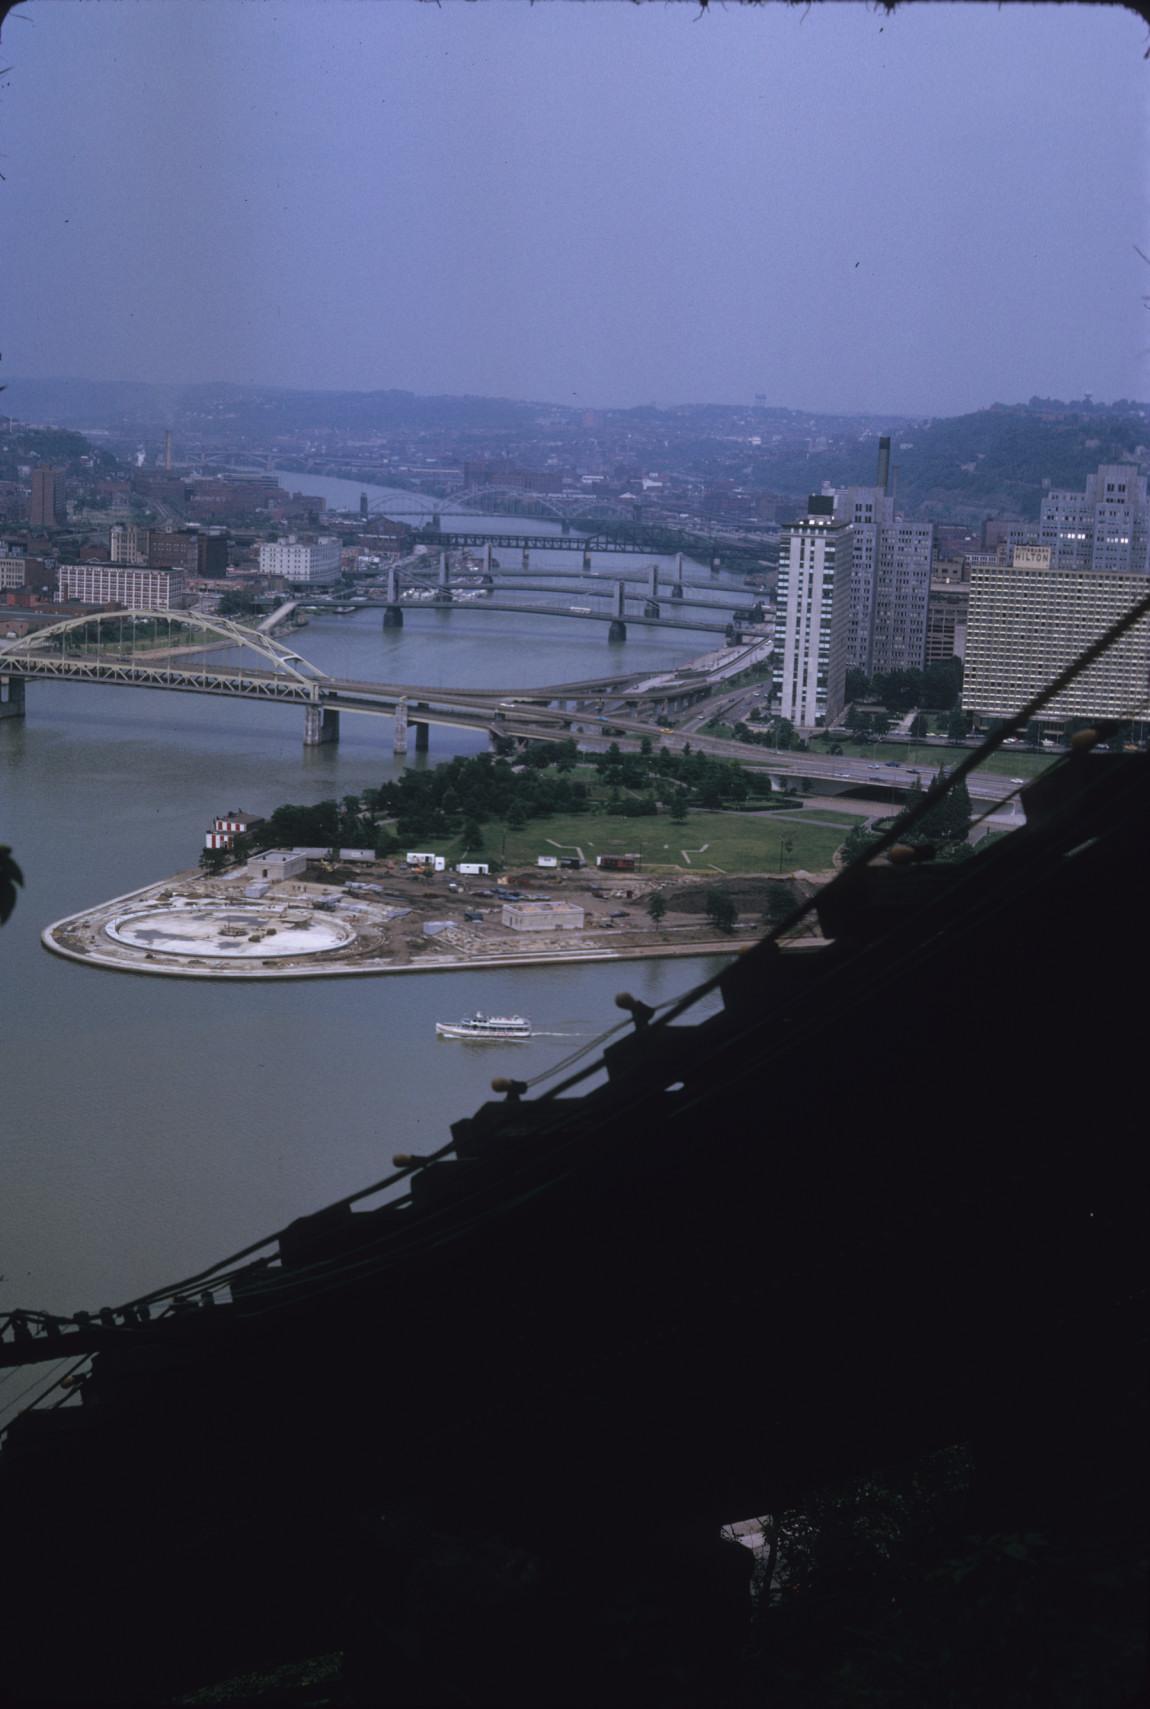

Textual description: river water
[0,476,734,1342]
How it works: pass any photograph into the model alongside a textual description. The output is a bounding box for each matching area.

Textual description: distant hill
[1,378,554,436]
[3,382,1146,523]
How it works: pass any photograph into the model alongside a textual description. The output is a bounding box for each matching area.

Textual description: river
[0,477,733,1362]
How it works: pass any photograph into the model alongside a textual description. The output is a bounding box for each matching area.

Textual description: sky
[1,1,1147,417]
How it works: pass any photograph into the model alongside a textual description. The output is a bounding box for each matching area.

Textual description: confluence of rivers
[0,474,733,1327]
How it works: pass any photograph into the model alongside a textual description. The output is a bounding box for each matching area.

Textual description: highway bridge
[0,612,1008,803]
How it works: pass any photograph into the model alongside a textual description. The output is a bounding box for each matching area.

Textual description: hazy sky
[2,2,1147,415]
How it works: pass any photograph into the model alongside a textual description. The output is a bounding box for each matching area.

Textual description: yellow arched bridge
[0,609,595,749]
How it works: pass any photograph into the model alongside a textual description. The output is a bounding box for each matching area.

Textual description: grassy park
[447,808,851,877]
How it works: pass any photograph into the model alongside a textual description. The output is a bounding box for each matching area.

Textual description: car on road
[884,761,901,768]
[1009,777,1025,784]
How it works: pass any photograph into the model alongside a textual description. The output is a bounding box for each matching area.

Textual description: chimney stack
[876,435,891,494]
[163,430,173,473]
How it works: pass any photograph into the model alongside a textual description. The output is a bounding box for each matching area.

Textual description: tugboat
[436,1011,532,1041]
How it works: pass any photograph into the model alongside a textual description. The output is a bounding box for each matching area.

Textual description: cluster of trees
[367,748,590,845]
[841,767,973,865]
[845,659,964,713]
[592,741,775,812]
[217,589,262,618]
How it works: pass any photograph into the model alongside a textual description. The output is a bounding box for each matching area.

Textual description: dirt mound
[657,876,815,919]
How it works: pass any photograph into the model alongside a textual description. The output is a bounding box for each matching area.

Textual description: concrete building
[962,544,1150,722]
[148,529,228,579]
[834,483,893,671]
[1008,463,1150,575]
[257,536,342,586]
[501,901,585,932]
[109,525,151,566]
[872,521,935,674]
[246,851,307,881]
[832,438,933,675]
[774,496,852,728]
[0,556,50,594]
[56,564,187,610]
[925,557,970,664]
[30,469,63,529]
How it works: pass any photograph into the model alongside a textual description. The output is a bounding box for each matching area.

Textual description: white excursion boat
[436,1012,533,1042]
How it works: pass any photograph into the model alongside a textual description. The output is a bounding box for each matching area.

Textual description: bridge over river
[1,612,1012,808]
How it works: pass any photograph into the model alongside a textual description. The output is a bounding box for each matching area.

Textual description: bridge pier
[394,697,408,754]
[0,675,26,721]
[522,548,530,572]
[673,552,685,599]
[383,564,405,626]
[582,545,592,571]
[608,620,628,643]
[413,720,430,751]
[644,601,661,619]
[303,704,340,747]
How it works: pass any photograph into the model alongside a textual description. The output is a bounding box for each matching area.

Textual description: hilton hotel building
[962,545,1150,723]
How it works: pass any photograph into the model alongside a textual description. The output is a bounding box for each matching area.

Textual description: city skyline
[1,3,1146,416]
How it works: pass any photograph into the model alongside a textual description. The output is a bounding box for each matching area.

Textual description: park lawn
[451,809,847,876]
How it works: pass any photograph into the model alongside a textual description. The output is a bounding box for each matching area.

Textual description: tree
[910,712,929,739]
[463,819,483,850]
[646,892,667,925]
[639,735,653,757]
[217,589,261,618]
[704,889,738,934]
[947,705,972,742]
[669,796,689,824]
[922,656,964,711]
[199,845,227,875]
[845,667,871,703]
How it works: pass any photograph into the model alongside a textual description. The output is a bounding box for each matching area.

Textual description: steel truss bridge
[0,610,721,750]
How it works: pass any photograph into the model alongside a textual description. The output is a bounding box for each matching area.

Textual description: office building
[834,483,893,671]
[0,556,51,594]
[257,537,342,586]
[148,529,228,578]
[925,557,970,664]
[109,525,151,566]
[30,469,63,529]
[773,496,852,728]
[962,544,1150,722]
[833,438,934,674]
[56,564,187,611]
[871,521,935,673]
[1009,463,1150,574]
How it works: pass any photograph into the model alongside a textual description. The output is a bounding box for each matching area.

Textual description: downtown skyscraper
[834,437,934,676]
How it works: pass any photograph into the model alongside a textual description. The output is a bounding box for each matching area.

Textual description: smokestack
[876,435,891,494]
[163,430,173,472]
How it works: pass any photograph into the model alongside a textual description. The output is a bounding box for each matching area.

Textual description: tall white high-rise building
[773,496,852,728]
